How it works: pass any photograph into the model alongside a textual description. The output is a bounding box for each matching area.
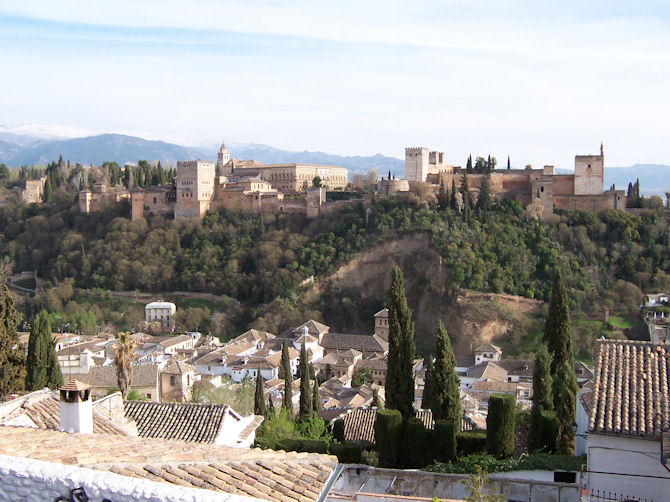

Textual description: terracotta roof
[282,320,330,338]
[320,333,388,353]
[0,391,126,435]
[77,364,159,389]
[60,379,91,391]
[474,344,502,354]
[589,340,670,438]
[496,359,534,378]
[162,359,194,375]
[193,347,226,366]
[466,361,508,381]
[0,426,337,502]
[125,401,242,443]
[374,308,389,317]
[56,339,108,356]
[327,408,479,445]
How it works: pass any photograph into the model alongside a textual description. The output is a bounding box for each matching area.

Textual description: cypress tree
[373,388,383,408]
[281,340,293,413]
[461,174,470,223]
[386,265,416,420]
[529,344,553,451]
[554,359,577,454]
[299,341,312,417]
[486,394,516,458]
[25,311,62,390]
[312,377,321,412]
[466,155,473,172]
[254,367,266,416]
[421,357,435,410]
[0,269,23,398]
[478,174,491,213]
[267,395,275,416]
[450,179,457,210]
[507,155,511,170]
[438,180,448,211]
[542,271,578,453]
[431,322,461,428]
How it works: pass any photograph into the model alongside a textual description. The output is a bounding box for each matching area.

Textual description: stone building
[131,185,175,220]
[174,160,216,219]
[78,183,131,213]
[144,301,176,332]
[21,177,46,204]
[405,144,626,217]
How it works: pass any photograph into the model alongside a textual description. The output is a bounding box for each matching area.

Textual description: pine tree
[254,367,266,416]
[529,344,553,451]
[25,311,62,390]
[431,322,461,428]
[312,376,321,412]
[542,271,577,453]
[421,357,435,410]
[281,340,293,413]
[386,265,416,420]
[298,341,312,417]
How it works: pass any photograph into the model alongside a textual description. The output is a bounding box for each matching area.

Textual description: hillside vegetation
[2,195,668,359]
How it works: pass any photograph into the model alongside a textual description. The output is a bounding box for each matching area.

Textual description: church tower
[217,141,231,174]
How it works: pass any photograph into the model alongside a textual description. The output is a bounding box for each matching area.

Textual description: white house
[144,301,176,332]
[584,340,670,501]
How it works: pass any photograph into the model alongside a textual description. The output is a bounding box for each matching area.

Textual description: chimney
[59,379,93,434]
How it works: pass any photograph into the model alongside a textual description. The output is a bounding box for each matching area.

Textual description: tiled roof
[326,408,479,445]
[60,379,91,391]
[0,391,126,435]
[589,340,670,438]
[474,344,502,354]
[162,359,194,375]
[125,401,231,443]
[374,308,389,317]
[0,426,337,502]
[77,363,159,388]
[282,320,330,338]
[56,339,108,356]
[320,333,388,353]
[466,361,508,381]
[496,359,534,378]
[193,347,226,366]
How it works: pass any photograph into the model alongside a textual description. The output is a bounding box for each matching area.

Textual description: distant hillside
[0,131,403,175]
[0,133,207,167]
[605,165,670,197]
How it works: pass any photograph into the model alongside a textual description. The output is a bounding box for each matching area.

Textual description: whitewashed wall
[0,454,260,502]
[588,434,670,501]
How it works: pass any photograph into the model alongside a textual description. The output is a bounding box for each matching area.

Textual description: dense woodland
[1,183,668,357]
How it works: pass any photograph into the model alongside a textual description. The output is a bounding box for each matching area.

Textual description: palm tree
[114,331,136,399]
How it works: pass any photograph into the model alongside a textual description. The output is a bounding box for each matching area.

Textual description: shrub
[487,394,516,458]
[333,419,345,443]
[330,443,363,463]
[402,417,428,468]
[457,431,487,456]
[425,452,586,474]
[276,438,328,454]
[375,409,403,468]
[434,420,457,463]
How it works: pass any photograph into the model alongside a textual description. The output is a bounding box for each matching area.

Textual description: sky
[1,1,669,169]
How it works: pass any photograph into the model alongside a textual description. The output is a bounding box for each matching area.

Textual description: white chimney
[59,379,93,434]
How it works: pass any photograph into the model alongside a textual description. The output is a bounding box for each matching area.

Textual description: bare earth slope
[308,231,543,356]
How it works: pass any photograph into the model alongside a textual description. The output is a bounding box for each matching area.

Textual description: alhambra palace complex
[77,141,626,220]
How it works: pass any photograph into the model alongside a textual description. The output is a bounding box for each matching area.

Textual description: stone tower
[217,141,231,174]
[574,145,604,195]
[405,147,429,182]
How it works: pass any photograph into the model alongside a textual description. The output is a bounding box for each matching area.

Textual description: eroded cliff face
[307,232,543,356]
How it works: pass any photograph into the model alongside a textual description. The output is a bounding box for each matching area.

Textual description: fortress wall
[554,193,619,213]
[550,175,576,196]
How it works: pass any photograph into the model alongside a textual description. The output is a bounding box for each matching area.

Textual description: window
[170,375,176,386]
[146,393,151,399]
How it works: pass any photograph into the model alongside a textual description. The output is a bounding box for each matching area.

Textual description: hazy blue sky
[1,1,669,168]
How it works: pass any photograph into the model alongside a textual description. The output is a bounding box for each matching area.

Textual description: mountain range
[0,130,667,195]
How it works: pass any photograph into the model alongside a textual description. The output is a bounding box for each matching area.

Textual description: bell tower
[217,140,231,174]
